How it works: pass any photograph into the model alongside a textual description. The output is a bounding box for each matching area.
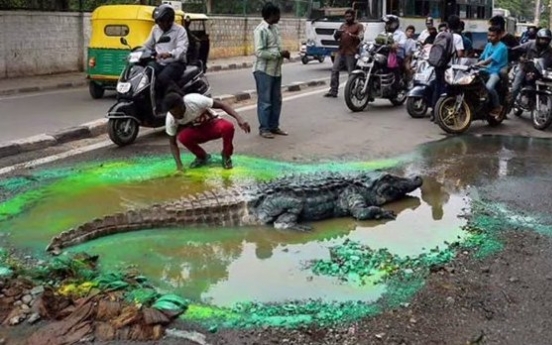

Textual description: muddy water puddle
[9,134,552,307]
[1,169,468,307]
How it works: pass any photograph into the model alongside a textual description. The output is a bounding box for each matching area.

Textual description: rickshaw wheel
[89,81,105,99]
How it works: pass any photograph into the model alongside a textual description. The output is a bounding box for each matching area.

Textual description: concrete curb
[0,57,303,97]
[0,76,328,160]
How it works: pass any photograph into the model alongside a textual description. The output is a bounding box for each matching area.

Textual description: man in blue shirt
[475,26,508,118]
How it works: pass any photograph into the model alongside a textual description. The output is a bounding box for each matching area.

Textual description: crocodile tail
[45,190,249,253]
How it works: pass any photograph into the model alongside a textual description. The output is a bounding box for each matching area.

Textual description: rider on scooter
[143,4,189,101]
[381,14,407,89]
[510,28,552,108]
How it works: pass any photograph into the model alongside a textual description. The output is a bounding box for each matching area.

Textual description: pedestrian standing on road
[253,2,290,139]
[162,89,251,171]
[323,9,364,98]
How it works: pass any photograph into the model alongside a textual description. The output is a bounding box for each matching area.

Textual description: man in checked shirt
[253,2,291,139]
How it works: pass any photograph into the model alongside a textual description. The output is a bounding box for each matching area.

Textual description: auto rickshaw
[182,13,210,73]
[87,4,184,99]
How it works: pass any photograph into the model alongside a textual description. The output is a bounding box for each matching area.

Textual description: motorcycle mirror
[120,37,128,46]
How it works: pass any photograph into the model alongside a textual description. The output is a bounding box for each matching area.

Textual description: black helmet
[153,4,175,24]
[382,14,400,32]
[536,28,552,40]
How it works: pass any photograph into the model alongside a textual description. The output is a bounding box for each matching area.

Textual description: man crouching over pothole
[163,88,251,171]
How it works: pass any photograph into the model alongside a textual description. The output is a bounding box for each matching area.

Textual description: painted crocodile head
[373,173,423,204]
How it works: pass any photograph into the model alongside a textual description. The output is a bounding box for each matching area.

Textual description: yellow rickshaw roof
[91,5,184,21]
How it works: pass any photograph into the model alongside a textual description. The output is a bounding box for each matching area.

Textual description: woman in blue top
[475,26,508,118]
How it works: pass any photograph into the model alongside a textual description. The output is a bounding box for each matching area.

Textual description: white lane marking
[0,87,87,101]
[0,82,344,176]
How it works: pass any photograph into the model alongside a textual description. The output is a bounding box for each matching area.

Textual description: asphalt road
[0,60,332,143]
[4,84,552,173]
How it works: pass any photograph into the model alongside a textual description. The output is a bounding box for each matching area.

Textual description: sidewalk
[0,54,301,96]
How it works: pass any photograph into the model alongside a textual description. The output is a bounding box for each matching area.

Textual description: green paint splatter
[5,153,550,330]
[0,154,405,223]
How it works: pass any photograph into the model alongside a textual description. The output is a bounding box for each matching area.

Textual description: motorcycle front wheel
[108,118,140,146]
[406,97,428,118]
[435,95,473,134]
[532,95,552,130]
[344,73,370,112]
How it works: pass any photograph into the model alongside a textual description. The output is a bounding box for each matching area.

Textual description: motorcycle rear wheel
[344,74,370,112]
[435,95,472,134]
[108,118,140,147]
[389,90,407,106]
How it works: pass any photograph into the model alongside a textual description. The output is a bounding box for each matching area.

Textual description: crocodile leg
[340,190,396,220]
[274,213,312,231]
[256,194,312,230]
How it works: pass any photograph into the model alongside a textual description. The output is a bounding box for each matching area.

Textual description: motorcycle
[511,58,552,130]
[434,59,511,134]
[343,36,408,112]
[406,44,435,118]
[106,36,211,146]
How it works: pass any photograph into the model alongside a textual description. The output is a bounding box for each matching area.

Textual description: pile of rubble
[0,252,189,345]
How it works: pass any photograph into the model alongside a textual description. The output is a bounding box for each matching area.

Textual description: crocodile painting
[46,171,423,253]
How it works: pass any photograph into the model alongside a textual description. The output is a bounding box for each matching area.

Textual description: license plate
[116,82,131,93]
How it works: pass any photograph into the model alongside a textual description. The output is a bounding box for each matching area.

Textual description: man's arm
[170,26,189,61]
[212,100,251,133]
[166,114,184,171]
[254,28,283,60]
[169,135,184,171]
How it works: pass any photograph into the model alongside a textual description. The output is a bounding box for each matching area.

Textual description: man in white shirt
[417,17,434,44]
[163,90,251,171]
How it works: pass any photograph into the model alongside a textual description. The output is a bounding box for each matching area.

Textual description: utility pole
[534,0,541,26]
[549,0,552,28]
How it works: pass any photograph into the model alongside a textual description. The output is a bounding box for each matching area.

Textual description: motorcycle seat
[177,66,201,87]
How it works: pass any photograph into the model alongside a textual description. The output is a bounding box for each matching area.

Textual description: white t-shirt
[165,93,216,136]
[452,33,464,53]
[405,38,417,56]
[417,29,430,43]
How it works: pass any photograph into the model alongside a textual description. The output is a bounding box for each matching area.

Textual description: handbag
[387,52,399,69]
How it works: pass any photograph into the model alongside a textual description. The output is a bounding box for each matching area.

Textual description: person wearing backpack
[429,16,464,120]
[474,25,509,119]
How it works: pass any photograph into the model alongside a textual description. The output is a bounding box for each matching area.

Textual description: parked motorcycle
[511,58,552,130]
[343,37,407,112]
[434,59,511,134]
[106,37,211,146]
[406,44,434,118]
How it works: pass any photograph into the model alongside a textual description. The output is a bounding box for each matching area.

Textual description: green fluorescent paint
[3,152,530,330]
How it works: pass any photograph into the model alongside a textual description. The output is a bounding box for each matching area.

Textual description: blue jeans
[486,73,501,109]
[253,71,282,133]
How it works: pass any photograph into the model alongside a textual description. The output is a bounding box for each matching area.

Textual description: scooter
[406,44,435,118]
[106,36,211,147]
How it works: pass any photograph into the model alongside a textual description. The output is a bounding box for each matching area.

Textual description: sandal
[221,153,233,169]
[189,154,211,168]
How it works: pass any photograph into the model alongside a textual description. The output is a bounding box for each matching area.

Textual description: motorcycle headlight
[455,75,475,85]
